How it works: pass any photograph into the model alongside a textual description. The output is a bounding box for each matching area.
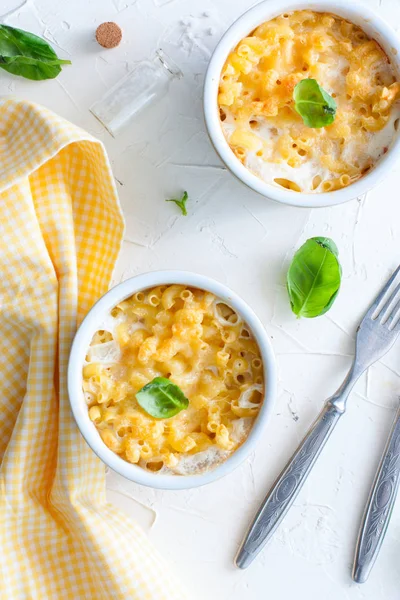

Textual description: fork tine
[379,282,400,324]
[366,264,400,320]
[389,305,400,330]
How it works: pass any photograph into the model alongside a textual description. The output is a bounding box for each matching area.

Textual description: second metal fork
[236,265,400,569]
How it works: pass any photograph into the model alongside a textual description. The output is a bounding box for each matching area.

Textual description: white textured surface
[2,0,400,598]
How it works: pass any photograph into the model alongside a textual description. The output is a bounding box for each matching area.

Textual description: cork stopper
[95,22,122,49]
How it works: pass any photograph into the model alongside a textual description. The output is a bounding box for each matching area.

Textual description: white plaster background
[1,0,400,598]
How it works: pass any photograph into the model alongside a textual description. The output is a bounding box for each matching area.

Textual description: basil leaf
[293,79,337,128]
[136,377,189,419]
[287,237,342,318]
[0,25,71,80]
[165,191,188,216]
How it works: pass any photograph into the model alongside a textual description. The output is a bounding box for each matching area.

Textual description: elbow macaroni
[218,11,400,193]
[82,285,265,475]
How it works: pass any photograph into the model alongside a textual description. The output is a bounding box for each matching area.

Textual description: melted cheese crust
[82,286,264,476]
[218,11,400,193]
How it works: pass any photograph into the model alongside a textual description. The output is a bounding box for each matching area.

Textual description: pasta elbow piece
[162,451,179,468]
[361,115,388,132]
[321,14,335,28]
[174,308,203,326]
[338,40,353,56]
[140,442,153,460]
[125,439,141,464]
[379,83,400,106]
[115,322,131,346]
[149,421,165,440]
[230,53,254,75]
[128,329,148,349]
[130,372,150,392]
[218,91,235,107]
[190,394,209,410]
[207,404,221,428]
[200,292,215,309]
[200,373,226,399]
[262,97,279,117]
[161,285,186,310]
[88,406,102,423]
[281,72,303,95]
[215,424,235,451]
[216,350,230,367]
[310,32,330,51]
[238,36,266,55]
[169,434,196,453]
[83,363,102,379]
[157,337,181,361]
[100,430,122,453]
[163,356,187,376]
[262,69,280,91]
[229,129,263,152]
[138,335,158,363]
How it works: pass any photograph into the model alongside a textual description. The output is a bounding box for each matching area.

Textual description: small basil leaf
[287,236,342,318]
[136,377,189,419]
[293,79,337,128]
[165,191,188,216]
[0,25,71,80]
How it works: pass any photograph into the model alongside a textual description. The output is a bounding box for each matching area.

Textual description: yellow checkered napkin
[0,98,186,600]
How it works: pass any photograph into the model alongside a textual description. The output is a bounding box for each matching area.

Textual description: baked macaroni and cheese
[82,285,264,475]
[218,10,400,193]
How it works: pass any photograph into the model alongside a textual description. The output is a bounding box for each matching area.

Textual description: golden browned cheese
[82,285,264,475]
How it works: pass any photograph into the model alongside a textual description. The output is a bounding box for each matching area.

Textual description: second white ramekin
[204,0,400,208]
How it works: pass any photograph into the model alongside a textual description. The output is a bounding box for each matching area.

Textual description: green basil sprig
[165,191,188,216]
[287,237,342,318]
[0,25,71,80]
[293,79,337,128]
[136,377,189,419]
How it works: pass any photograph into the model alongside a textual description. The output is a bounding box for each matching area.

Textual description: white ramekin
[68,271,277,490]
[204,0,400,208]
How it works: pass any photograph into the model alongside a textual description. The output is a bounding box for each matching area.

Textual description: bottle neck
[155,49,183,80]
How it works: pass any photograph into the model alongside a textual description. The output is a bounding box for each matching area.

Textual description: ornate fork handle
[235,403,342,568]
[353,404,400,583]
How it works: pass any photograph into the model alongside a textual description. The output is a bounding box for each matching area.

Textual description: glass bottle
[90,49,183,136]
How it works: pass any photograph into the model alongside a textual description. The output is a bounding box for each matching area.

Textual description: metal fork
[236,265,400,569]
[352,402,400,583]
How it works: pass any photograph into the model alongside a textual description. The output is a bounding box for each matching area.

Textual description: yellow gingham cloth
[0,98,186,600]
